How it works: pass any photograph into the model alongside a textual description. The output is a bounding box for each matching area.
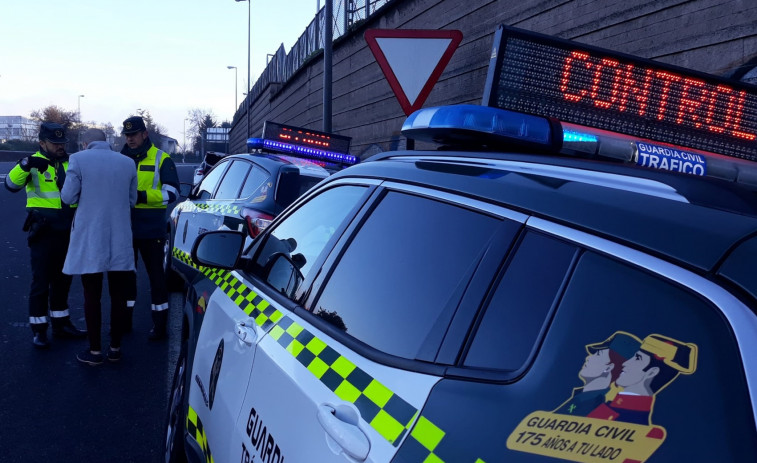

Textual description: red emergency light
[483,25,757,161]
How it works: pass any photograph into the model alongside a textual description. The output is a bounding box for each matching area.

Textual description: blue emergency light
[402,104,558,151]
[247,137,358,165]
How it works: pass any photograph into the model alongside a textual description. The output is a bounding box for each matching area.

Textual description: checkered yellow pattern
[269,317,418,444]
[177,247,486,461]
[177,200,241,215]
[187,406,214,463]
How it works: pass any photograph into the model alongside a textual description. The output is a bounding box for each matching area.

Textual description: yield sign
[365,29,463,116]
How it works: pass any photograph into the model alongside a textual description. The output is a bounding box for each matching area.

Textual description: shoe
[53,321,88,339]
[107,347,121,362]
[77,350,105,366]
[148,326,168,341]
[32,332,50,349]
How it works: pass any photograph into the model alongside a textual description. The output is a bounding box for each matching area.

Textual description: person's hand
[137,190,148,204]
[19,156,49,172]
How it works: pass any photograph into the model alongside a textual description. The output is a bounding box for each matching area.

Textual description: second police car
[167,121,356,288]
[164,26,757,463]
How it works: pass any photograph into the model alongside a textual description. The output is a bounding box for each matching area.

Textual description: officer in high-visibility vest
[120,116,180,340]
[4,122,87,348]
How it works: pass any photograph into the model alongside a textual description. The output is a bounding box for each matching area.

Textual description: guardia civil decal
[507,331,698,462]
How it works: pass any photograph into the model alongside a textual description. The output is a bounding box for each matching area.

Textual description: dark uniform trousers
[126,237,169,330]
[29,228,73,333]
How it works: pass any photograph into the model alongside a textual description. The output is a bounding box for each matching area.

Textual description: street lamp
[78,94,85,121]
[235,0,251,140]
[183,118,190,161]
[227,65,238,113]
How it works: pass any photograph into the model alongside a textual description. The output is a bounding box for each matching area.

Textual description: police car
[164,26,757,463]
[166,122,356,288]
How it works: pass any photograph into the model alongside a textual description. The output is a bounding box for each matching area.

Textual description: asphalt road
[0,160,196,462]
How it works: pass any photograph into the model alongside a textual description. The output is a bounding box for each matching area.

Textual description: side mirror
[191,230,245,269]
[263,252,304,299]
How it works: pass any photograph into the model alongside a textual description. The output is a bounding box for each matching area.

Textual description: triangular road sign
[365,29,463,116]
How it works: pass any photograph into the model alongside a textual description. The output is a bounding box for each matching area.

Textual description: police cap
[586,331,642,361]
[39,122,68,144]
[122,116,147,134]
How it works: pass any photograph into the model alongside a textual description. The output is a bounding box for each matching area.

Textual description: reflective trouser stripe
[30,316,48,324]
[151,302,169,312]
[127,300,136,308]
[49,309,70,318]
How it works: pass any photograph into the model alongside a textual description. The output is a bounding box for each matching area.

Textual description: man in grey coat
[62,128,137,366]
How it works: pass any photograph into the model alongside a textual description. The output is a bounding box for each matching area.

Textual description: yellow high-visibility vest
[136,145,169,209]
[7,152,69,209]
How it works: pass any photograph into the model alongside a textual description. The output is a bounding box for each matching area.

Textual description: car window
[213,160,250,199]
[297,175,325,196]
[313,191,502,360]
[464,231,578,371]
[239,164,270,199]
[195,160,230,200]
[253,185,368,289]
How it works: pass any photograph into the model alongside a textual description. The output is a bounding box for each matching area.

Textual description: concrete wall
[229,0,757,158]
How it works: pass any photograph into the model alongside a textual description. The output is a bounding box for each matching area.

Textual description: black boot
[32,330,50,349]
[52,318,87,339]
[148,310,168,341]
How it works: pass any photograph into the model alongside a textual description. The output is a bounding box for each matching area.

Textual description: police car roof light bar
[402,104,757,188]
[247,137,359,165]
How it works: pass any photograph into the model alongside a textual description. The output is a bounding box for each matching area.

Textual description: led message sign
[482,26,757,161]
[262,121,352,156]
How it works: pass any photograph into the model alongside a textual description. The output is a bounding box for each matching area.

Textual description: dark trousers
[29,229,72,333]
[126,238,169,314]
[82,271,130,352]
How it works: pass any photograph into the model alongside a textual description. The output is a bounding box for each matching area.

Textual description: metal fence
[232,0,392,125]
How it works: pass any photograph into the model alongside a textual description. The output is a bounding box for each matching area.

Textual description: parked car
[192,151,228,186]
[164,27,757,463]
[167,122,356,290]
[164,103,757,463]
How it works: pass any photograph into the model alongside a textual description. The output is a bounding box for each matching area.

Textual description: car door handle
[235,318,258,345]
[317,404,370,461]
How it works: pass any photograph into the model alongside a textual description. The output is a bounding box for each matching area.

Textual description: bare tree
[186,108,218,154]
[30,105,82,153]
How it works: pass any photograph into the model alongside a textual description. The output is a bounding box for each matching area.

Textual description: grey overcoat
[62,140,138,275]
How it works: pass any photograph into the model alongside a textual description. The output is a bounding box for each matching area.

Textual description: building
[0,116,38,142]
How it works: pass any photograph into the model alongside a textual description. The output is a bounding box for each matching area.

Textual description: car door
[236,184,519,463]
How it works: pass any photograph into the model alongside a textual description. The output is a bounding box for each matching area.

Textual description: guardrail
[232,0,392,125]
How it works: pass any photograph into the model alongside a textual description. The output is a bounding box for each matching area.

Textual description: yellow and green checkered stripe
[187,406,214,463]
[177,200,241,215]
[178,247,486,461]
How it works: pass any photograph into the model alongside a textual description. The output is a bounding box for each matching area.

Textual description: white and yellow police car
[164,26,757,463]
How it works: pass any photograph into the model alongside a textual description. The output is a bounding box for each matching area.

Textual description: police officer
[4,122,87,348]
[120,116,180,340]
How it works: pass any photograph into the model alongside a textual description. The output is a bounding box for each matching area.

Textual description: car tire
[164,340,188,463]
[165,231,185,293]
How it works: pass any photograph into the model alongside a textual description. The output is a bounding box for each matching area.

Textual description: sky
[0,0,321,146]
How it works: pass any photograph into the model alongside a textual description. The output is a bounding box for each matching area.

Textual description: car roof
[334,150,757,275]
